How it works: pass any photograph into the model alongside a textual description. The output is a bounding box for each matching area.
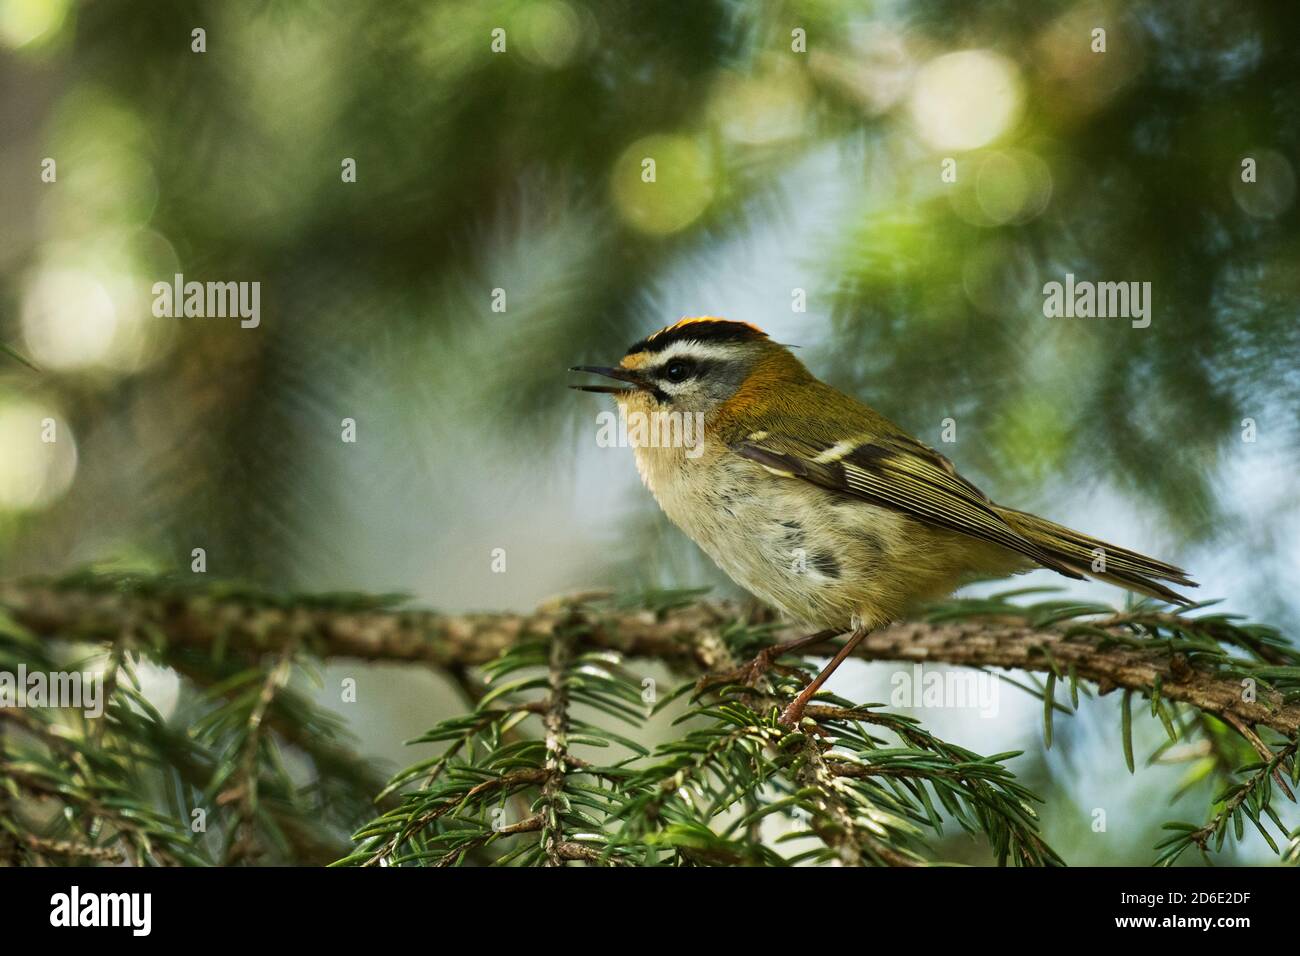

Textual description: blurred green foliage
[1,0,1297,866]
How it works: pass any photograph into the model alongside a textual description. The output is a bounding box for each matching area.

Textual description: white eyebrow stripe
[647,341,744,365]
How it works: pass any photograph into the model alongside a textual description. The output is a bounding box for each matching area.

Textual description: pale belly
[633,445,1004,630]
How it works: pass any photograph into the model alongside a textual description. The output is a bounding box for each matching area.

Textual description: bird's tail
[996,507,1197,605]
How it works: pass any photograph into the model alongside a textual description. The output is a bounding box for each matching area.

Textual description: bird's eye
[663,360,692,383]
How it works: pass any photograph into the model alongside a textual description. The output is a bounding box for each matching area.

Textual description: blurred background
[1,0,1297,864]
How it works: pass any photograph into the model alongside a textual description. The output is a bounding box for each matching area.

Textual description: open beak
[568,365,646,395]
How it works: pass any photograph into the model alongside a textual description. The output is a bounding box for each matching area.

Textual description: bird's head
[570,317,808,421]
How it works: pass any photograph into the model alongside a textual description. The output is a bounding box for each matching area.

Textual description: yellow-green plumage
[597,319,1195,634]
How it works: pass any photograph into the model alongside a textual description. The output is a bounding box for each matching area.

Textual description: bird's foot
[694,629,841,698]
[777,689,816,729]
[776,625,874,729]
[693,646,783,696]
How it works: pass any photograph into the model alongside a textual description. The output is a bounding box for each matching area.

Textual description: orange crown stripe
[648,316,767,341]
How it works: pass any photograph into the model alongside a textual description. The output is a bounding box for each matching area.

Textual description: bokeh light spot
[515,1,584,69]
[19,245,171,373]
[0,0,70,49]
[947,150,1053,228]
[1232,149,1296,220]
[909,50,1023,151]
[981,150,1053,224]
[1036,4,1143,117]
[21,267,119,370]
[0,398,77,511]
[611,135,715,235]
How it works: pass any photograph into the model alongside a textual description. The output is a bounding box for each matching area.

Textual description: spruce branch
[219,647,295,864]
[4,573,1298,866]
[539,625,572,866]
[0,586,386,866]
[0,722,20,866]
[1156,741,1299,865]
[6,576,1296,737]
[340,630,642,868]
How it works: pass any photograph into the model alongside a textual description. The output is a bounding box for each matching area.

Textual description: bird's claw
[777,701,806,728]
[694,644,791,698]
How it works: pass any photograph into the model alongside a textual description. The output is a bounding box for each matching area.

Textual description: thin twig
[540,626,573,866]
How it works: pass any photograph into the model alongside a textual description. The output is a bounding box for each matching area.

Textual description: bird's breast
[632,444,908,629]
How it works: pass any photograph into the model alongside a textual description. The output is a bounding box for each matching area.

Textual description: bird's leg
[696,627,844,694]
[778,625,871,728]
[745,627,844,682]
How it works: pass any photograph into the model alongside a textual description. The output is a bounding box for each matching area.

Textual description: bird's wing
[731,431,1086,579]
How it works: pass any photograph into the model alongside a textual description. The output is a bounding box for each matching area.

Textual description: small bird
[572,317,1196,726]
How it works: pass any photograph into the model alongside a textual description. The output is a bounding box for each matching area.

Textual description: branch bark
[3,580,1296,738]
